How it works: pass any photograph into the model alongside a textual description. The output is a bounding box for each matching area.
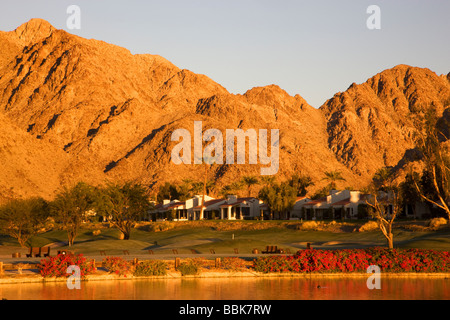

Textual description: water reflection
[0,277,448,300]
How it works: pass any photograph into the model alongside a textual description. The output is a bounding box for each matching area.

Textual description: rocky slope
[0,19,448,201]
[320,65,450,177]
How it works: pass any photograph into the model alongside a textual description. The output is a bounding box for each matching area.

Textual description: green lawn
[1,220,449,257]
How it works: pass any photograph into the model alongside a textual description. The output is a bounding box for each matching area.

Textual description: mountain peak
[13,18,55,44]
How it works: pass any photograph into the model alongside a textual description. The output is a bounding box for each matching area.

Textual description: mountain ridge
[0,19,449,201]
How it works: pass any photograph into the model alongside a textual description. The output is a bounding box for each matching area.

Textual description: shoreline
[1,271,449,285]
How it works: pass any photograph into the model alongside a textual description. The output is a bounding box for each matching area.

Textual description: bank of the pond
[1,270,449,285]
[2,247,448,284]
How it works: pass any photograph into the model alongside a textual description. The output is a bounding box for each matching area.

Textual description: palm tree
[260,175,276,186]
[220,181,245,198]
[322,170,346,190]
[372,167,395,191]
[191,181,215,195]
[176,179,195,201]
[241,175,259,197]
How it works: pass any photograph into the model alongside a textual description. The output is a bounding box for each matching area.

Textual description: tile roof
[193,198,226,210]
[331,198,351,206]
[220,200,246,208]
[303,197,327,206]
[166,202,186,210]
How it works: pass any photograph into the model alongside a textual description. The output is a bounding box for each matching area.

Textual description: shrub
[177,259,200,276]
[191,257,208,268]
[358,221,379,232]
[133,260,167,276]
[357,204,370,219]
[147,221,175,232]
[300,221,320,231]
[221,257,248,272]
[38,253,96,278]
[429,217,448,229]
[212,221,280,231]
[103,257,133,277]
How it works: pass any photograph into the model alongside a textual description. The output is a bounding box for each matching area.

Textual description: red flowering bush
[365,247,450,273]
[38,253,96,278]
[252,248,450,274]
[102,257,133,277]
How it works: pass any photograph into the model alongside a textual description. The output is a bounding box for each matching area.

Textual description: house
[219,196,261,220]
[148,194,270,221]
[146,199,177,221]
[165,201,188,221]
[147,195,216,221]
[289,196,311,219]
[302,190,370,220]
[147,188,442,222]
[259,203,270,220]
[192,198,228,220]
[330,192,371,219]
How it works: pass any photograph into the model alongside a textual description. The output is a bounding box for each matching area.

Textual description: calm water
[0,277,448,300]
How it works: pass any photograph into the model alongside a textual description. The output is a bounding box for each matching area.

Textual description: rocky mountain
[321,65,450,177]
[0,19,449,201]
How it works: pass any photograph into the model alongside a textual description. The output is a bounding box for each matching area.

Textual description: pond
[0,277,448,300]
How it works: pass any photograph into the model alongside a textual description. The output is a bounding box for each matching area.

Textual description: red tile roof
[303,197,327,206]
[193,199,226,210]
[236,197,257,201]
[154,203,164,209]
[220,200,246,208]
[331,198,351,206]
[166,202,186,210]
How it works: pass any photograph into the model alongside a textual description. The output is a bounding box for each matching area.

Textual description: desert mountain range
[0,19,449,201]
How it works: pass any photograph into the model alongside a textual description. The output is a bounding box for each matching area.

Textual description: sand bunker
[322,241,342,246]
[158,239,219,249]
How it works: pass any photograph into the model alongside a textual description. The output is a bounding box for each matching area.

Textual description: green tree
[51,182,97,246]
[311,186,329,200]
[96,182,152,240]
[289,173,314,196]
[0,197,49,247]
[157,182,179,203]
[258,182,296,220]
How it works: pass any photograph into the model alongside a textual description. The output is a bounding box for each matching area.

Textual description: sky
[0,0,449,108]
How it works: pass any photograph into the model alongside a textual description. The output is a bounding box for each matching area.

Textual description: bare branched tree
[412,107,450,223]
[365,167,402,250]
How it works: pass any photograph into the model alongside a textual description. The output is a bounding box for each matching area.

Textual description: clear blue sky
[1,0,449,107]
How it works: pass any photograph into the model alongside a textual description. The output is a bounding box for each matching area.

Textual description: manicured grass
[1,220,449,257]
